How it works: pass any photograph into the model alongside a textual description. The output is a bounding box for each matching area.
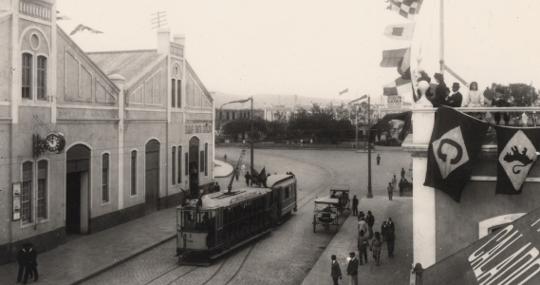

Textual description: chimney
[157,28,170,54]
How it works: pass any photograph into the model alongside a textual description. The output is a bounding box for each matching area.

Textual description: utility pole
[367,95,373,198]
[250,97,254,172]
[355,105,359,149]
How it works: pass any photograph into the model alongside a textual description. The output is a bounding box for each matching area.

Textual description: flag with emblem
[424,107,489,202]
[386,0,424,19]
[495,127,540,194]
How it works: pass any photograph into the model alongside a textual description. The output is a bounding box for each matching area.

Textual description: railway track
[90,148,348,285]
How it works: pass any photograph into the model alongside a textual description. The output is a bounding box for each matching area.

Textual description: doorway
[65,144,91,234]
[145,139,160,213]
[189,136,200,198]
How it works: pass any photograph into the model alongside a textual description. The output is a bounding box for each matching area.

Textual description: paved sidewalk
[214,159,233,178]
[302,196,413,285]
[0,208,177,285]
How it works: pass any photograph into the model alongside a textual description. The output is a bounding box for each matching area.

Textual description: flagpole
[367,95,373,198]
[439,0,445,74]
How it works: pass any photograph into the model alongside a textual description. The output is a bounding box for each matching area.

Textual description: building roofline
[186,60,214,103]
[57,26,120,94]
[86,49,157,55]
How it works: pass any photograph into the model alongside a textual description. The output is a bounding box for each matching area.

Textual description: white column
[412,109,437,267]
[413,156,436,267]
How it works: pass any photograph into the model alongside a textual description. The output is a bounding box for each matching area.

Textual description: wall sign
[186,120,212,134]
[12,183,21,221]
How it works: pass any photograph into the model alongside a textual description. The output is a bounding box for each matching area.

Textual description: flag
[495,127,540,194]
[70,24,103,36]
[386,0,424,19]
[349,94,368,105]
[383,77,411,96]
[424,107,489,202]
[397,48,411,79]
[380,48,409,68]
[384,23,415,40]
[338,88,349,95]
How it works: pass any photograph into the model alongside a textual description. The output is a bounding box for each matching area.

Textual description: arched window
[37,160,48,219]
[131,150,137,195]
[22,161,33,223]
[102,153,110,203]
[22,53,33,99]
[37,55,47,100]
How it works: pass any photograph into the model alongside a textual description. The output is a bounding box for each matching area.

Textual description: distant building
[215,108,264,129]
[0,0,213,263]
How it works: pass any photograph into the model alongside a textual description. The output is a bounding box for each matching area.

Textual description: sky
[56,0,540,104]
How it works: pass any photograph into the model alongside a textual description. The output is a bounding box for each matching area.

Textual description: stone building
[0,0,214,263]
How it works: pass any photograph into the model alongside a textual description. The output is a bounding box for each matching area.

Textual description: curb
[71,234,176,285]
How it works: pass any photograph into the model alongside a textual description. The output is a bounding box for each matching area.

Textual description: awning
[422,206,540,284]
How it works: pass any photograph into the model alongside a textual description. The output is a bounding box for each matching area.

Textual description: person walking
[347,252,359,285]
[391,174,397,192]
[358,230,369,265]
[387,182,393,201]
[371,232,383,266]
[234,167,239,181]
[244,171,251,186]
[401,167,405,179]
[376,153,381,165]
[16,244,27,283]
[366,211,375,237]
[357,216,368,236]
[386,218,396,258]
[352,195,359,216]
[330,254,342,285]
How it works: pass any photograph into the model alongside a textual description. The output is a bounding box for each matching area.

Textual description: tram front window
[180,209,214,232]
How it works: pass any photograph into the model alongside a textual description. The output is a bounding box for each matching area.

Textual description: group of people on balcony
[415,72,489,108]
[414,72,532,126]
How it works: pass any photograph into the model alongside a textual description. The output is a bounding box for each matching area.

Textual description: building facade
[0,0,214,263]
[406,107,540,269]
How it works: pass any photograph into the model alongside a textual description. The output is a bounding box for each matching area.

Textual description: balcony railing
[403,106,540,149]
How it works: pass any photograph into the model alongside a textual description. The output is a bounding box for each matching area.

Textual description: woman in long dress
[371,232,383,266]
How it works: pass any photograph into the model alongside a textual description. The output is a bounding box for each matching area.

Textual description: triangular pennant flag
[380,48,409,68]
[424,107,489,202]
[384,23,415,40]
[496,127,540,194]
[386,0,424,19]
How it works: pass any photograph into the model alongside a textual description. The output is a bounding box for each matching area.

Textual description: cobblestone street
[80,147,412,285]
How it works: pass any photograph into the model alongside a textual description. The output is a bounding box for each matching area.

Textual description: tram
[176,173,297,263]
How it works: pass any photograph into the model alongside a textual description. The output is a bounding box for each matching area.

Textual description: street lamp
[349,95,372,198]
[220,97,255,173]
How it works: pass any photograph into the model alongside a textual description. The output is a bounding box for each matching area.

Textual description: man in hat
[347,252,359,285]
[446,82,463,107]
[330,254,342,285]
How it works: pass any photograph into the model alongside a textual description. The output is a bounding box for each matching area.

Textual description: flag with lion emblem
[495,126,540,194]
[424,107,489,202]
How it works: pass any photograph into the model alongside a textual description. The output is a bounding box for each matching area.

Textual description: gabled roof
[86,49,164,85]
[57,27,120,94]
[423,206,540,284]
[186,60,214,103]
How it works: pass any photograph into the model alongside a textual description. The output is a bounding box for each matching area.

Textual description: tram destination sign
[423,206,540,285]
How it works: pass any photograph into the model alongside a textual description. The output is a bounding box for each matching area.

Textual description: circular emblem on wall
[45,132,66,153]
[30,33,40,51]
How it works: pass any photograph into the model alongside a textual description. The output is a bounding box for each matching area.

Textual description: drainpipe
[110,74,126,210]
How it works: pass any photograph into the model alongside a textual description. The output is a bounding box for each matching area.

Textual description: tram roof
[201,187,272,209]
[267,174,294,188]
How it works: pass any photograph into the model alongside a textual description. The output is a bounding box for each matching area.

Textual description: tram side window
[285,186,290,199]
